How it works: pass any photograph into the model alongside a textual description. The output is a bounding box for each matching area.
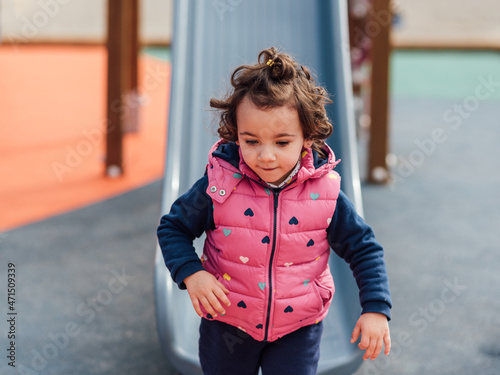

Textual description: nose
[258,145,276,162]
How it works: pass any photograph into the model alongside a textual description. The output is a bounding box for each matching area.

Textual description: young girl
[157,47,392,375]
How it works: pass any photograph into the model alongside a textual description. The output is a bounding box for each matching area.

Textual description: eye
[276,141,289,147]
[245,140,258,145]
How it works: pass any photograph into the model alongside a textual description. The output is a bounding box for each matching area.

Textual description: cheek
[239,146,255,164]
[285,153,300,167]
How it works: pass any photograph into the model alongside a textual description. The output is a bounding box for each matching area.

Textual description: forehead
[236,97,302,136]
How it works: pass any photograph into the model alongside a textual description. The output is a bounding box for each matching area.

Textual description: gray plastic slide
[155,1,365,374]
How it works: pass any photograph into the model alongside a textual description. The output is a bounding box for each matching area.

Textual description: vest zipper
[242,174,293,341]
[264,190,280,341]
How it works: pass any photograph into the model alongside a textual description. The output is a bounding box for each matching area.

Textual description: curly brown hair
[210,47,333,157]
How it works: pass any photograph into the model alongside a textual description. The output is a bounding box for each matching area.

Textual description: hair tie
[266,59,274,67]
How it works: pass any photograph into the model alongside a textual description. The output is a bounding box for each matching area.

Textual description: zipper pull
[273,191,279,209]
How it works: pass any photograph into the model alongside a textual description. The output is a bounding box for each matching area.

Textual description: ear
[303,138,313,149]
[236,140,240,146]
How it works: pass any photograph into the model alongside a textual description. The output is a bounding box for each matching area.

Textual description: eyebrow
[239,131,297,138]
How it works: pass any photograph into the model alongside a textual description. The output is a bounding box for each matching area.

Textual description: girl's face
[236,96,312,185]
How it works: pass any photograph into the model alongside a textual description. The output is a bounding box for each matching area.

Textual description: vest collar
[207,140,340,202]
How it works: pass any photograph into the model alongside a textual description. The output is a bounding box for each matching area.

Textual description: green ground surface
[143,46,171,62]
[391,50,500,100]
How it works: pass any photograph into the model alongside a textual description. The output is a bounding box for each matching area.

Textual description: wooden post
[105,0,139,177]
[368,0,392,184]
[123,0,140,134]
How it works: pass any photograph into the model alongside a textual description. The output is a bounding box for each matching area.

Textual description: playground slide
[155,1,364,374]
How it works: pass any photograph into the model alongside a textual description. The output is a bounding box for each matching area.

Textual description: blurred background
[0,0,499,374]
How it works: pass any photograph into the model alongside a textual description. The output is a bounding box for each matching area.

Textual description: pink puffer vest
[202,140,341,342]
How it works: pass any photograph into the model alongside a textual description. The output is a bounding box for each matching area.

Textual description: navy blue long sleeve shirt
[157,173,392,320]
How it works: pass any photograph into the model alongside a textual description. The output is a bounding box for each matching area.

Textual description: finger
[384,332,391,355]
[358,332,370,350]
[361,338,374,360]
[189,296,203,318]
[351,324,361,343]
[206,292,227,316]
[199,296,218,318]
[216,280,230,295]
[213,287,231,307]
[371,338,384,360]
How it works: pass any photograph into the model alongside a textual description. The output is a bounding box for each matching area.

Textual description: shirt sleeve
[157,175,213,289]
[327,190,392,320]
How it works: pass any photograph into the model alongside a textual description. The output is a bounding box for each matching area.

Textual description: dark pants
[199,319,323,375]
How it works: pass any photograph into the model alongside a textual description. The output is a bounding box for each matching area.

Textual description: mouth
[260,167,278,171]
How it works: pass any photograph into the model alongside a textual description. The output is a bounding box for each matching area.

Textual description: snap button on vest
[210,186,217,193]
[219,189,226,196]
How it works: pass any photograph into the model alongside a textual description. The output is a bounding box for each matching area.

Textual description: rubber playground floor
[1,46,500,374]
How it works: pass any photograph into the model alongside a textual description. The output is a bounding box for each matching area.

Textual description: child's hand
[184,270,231,318]
[351,312,391,360]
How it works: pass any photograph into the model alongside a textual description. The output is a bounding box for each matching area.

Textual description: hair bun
[259,48,296,81]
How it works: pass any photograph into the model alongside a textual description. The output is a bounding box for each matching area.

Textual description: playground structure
[154,1,367,374]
